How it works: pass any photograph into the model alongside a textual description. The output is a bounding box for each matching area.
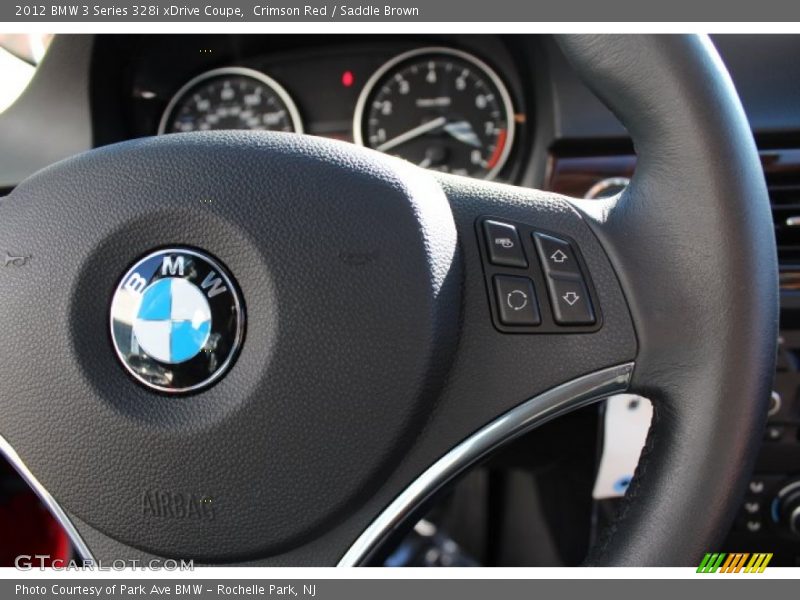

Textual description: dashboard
[90,35,534,182]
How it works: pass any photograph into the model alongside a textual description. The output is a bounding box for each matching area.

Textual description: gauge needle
[443,120,483,148]
[375,116,448,152]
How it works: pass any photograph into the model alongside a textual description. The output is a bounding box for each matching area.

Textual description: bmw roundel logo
[110,248,244,393]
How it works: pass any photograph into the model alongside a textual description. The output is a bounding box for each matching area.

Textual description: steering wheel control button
[547,277,596,325]
[483,220,527,268]
[494,275,541,326]
[533,232,582,278]
[110,248,245,394]
[478,218,602,333]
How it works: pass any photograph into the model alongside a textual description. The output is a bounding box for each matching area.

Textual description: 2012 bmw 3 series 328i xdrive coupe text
[0,33,795,567]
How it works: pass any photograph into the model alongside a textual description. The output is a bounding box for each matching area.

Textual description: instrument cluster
[110,36,529,182]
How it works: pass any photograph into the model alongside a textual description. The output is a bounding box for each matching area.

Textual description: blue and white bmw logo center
[110,248,244,393]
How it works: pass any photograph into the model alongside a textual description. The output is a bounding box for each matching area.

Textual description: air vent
[769,176,800,265]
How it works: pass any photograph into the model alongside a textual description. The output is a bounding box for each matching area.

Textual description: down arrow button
[548,276,596,325]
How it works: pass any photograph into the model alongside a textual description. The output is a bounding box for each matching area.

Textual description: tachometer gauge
[354,47,515,180]
[158,67,303,135]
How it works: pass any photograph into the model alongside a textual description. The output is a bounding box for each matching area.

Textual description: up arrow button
[533,232,582,278]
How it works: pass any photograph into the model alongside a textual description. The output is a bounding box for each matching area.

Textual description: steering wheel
[0,34,776,566]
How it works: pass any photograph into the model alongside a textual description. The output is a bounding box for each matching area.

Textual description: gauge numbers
[355,47,515,180]
[158,67,303,135]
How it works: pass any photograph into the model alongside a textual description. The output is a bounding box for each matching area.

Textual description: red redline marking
[487,129,507,170]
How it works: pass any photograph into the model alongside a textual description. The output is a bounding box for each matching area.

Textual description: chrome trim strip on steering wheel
[0,434,94,562]
[338,362,635,566]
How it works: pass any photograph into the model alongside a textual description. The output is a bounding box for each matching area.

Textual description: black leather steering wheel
[0,34,776,566]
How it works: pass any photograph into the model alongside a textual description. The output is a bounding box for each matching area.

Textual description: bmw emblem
[110,248,244,393]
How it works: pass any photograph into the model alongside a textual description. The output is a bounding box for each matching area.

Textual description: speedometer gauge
[158,67,303,135]
[354,47,515,180]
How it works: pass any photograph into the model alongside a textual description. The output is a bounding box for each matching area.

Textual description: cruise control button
[533,232,582,277]
[494,275,540,326]
[547,277,595,325]
[483,220,527,268]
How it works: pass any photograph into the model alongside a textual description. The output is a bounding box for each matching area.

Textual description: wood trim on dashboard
[546,153,635,197]
[546,147,800,198]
